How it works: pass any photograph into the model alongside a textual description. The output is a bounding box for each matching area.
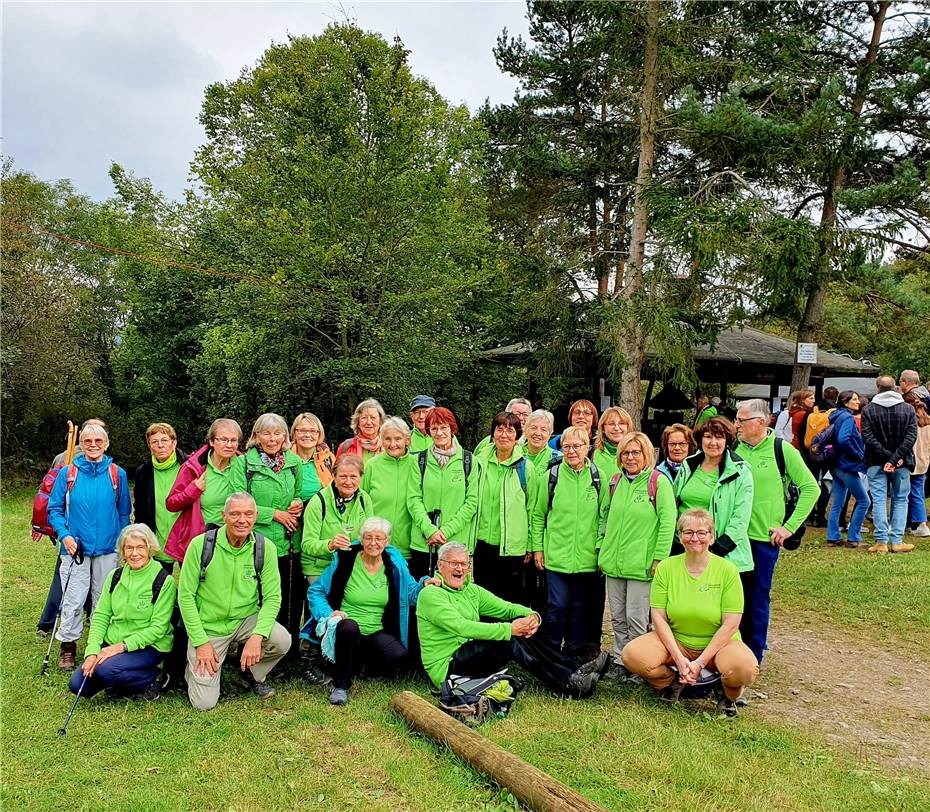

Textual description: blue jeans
[68,647,164,698]
[739,540,781,664]
[544,570,599,662]
[866,466,910,544]
[908,473,927,524]
[828,468,871,542]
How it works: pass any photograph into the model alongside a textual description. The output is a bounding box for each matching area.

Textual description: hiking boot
[139,679,163,702]
[717,697,739,718]
[735,694,750,708]
[868,542,889,554]
[239,670,276,700]
[57,641,77,670]
[329,687,349,706]
[575,651,610,678]
[301,652,330,685]
[659,683,683,703]
[825,539,843,547]
[910,523,930,538]
[890,542,914,553]
[844,541,861,549]
[568,669,599,697]
[601,662,625,681]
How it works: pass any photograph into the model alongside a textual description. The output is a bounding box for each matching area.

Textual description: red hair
[425,407,459,436]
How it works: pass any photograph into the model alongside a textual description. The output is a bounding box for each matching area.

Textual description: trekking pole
[41,543,84,676]
[427,510,442,577]
[57,673,87,737]
[285,529,296,654]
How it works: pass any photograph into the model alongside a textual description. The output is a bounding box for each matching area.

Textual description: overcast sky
[2,2,530,201]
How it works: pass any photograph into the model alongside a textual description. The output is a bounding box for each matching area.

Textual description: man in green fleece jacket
[416,542,607,698]
[178,492,290,710]
[735,399,818,665]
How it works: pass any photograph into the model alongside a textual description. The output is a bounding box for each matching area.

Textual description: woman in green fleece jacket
[230,413,304,653]
[473,412,539,605]
[69,524,175,700]
[361,417,416,559]
[598,431,677,677]
[592,406,634,482]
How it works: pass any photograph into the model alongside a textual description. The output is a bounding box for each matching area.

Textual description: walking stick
[285,529,296,653]
[58,674,88,737]
[41,543,84,676]
[427,510,442,577]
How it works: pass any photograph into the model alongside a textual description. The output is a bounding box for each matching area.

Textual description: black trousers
[277,551,306,658]
[521,559,548,614]
[472,540,525,606]
[581,572,607,659]
[448,635,587,697]
[332,619,408,689]
[544,570,600,662]
[408,548,437,581]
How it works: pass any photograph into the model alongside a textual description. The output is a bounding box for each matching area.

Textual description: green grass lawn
[2,492,927,811]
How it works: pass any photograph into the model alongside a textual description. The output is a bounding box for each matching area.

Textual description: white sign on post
[796,342,818,364]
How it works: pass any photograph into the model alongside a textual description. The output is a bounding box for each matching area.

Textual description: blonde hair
[561,426,591,449]
[290,412,326,445]
[595,407,634,450]
[616,431,655,470]
[145,422,177,442]
[117,523,160,563]
[676,508,715,537]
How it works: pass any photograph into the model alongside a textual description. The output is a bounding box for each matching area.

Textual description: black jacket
[133,450,188,533]
[861,394,918,470]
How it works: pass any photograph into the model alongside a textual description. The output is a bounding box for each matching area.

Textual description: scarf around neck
[260,450,286,474]
[431,439,457,468]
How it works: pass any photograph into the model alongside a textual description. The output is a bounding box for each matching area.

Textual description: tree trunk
[791,1,889,391]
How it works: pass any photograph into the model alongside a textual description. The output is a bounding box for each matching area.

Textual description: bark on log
[389,691,607,812]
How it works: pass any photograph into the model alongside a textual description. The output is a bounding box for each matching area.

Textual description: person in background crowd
[734,399,818,665]
[825,391,870,549]
[473,412,539,604]
[598,432,676,680]
[530,425,602,666]
[592,407,633,482]
[133,423,187,572]
[787,390,815,451]
[409,396,436,453]
[900,369,930,411]
[903,391,930,538]
[336,399,386,462]
[524,409,558,470]
[820,386,839,410]
[673,417,754,578]
[361,417,416,560]
[693,395,719,428]
[290,413,336,502]
[70,524,176,701]
[862,376,918,554]
[549,399,599,452]
[178,493,290,710]
[47,423,132,669]
[773,401,794,443]
[416,541,608,699]
[656,423,695,483]
[474,398,533,456]
[165,418,242,563]
[306,517,427,706]
[231,413,303,661]
[407,407,480,580]
[621,509,759,717]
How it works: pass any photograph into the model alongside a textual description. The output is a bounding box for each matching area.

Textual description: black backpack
[544,459,601,526]
[200,528,267,606]
[439,671,521,726]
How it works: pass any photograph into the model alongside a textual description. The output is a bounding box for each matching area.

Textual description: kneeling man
[178,492,290,710]
[416,542,607,698]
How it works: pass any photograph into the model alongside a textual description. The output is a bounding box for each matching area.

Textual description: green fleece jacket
[593,444,619,483]
[530,460,604,573]
[598,468,677,581]
[229,448,303,557]
[474,446,539,557]
[86,559,176,656]
[416,580,533,688]
[361,452,416,559]
[178,528,281,647]
[300,484,373,576]
[673,451,755,572]
[410,429,433,453]
[526,445,557,471]
[735,430,819,540]
[407,444,482,553]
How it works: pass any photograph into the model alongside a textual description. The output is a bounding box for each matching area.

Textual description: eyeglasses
[667,442,689,448]
[734,416,764,425]
[440,559,469,570]
[620,449,643,458]
[573,409,594,417]
[214,437,239,445]
[680,529,711,539]
[495,427,517,435]
[431,425,452,433]
[294,429,317,435]
[563,443,587,452]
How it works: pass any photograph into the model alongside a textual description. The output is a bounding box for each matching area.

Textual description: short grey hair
[900,369,921,385]
[525,409,554,431]
[247,413,291,450]
[223,492,257,512]
[80,424,110,446]
[117,523,160,562]
[506,398,532,412]
[360,516,392,539]
[738,398,770,420]
[350,399,386,434]
[380,416,411,439]
[438,541,469,561]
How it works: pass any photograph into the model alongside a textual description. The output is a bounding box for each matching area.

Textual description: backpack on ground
[774,438,805,550]
[200,528,266,606]
[809,423,838,467]
[803,408,833,450]
[31,462,119,539]
[608,468,662,509]
[438,671,521,726]
[544,459,601,525]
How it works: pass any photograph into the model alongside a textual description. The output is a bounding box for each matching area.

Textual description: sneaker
[735,695,750,708]
[575,651,610,678]
[868,542,889,554]
[717,697,739,717]
[825,539,843,547]
[601,662,625,681]
[329,687,349,706]
[659,683,683,703]
[844,541,861,549]
[239,670,276,700]
[139,680,162,702]
[890,542,914,553]
[568,669,599,697]
[910,523,930,538]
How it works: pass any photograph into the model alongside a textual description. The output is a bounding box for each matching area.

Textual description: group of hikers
[32,372,926,719]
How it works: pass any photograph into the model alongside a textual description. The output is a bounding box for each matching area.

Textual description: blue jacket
[47,455,132,556]
[302,543,426,650]
[829,408,865,474]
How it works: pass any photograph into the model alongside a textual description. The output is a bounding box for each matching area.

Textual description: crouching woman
[70,524,175,700]
[621,509,758,716]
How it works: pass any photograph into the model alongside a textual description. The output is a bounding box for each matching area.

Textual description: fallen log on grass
[389,691,606,812]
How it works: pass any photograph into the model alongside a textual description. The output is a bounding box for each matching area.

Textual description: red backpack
[31,463,119,539]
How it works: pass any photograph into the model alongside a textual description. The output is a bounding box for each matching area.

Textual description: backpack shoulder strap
[546,462,560,513]
[109,565,125,593]
[462,449,473,483]
[773,437,786,480]
[648,468,661,510]
[108,463,119,494]
[515,458,527,494]
[66,464,79,491]
[200,528,219,581]
[589,463,601,497]
[316,489,327,523]
[253,532,266,607]
[417,450,428,486]
[609,472,622,499]
[151,568,170,603]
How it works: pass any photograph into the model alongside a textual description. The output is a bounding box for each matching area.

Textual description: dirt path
[751,613,930,775]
